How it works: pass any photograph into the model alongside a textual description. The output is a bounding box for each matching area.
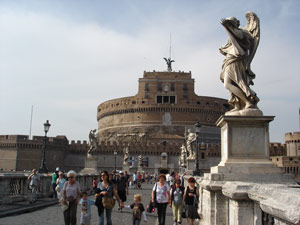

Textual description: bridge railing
[0,173,97,204]
[187,175,300,225]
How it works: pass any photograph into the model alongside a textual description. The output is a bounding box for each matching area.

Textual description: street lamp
[39,120,51,173]
[194,121,202,176]
[114,151,117,174]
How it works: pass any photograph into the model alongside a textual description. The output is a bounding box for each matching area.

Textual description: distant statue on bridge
[88,129,98,157]
[123,147,129,166]
[179,144,187,168]
[186,129,196,160]
[163,57,175,72]
[219,12,262,116]
[138,155,143,168]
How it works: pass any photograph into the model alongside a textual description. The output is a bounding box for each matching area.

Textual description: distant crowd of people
[27,169,200,225]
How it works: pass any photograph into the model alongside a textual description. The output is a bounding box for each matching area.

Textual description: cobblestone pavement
[0,183,192,225]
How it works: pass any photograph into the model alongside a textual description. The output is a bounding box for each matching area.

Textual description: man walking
[28,169,40,203]
[116,171,129,211]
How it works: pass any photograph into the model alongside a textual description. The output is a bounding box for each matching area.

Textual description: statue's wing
[163,57,168,62]
[244,11,260,83]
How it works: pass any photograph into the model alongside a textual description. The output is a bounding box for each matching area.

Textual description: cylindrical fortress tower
[97,70,229,145]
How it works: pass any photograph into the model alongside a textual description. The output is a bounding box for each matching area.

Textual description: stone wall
[0,172,97,204]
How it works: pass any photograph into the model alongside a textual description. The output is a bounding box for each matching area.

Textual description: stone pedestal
[80,156,98,174]
[137,166,143,173]
[198,116,297,225]
[209,116,288,182]
[122,164,130,173]
[186,159,195,175]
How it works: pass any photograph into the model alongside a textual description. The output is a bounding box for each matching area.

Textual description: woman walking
[170,178,184,225]
[151,174,171,225]
[183,177,199,225]
[62,170,81,225]
[96,170,124,225]
[56,171,66,200]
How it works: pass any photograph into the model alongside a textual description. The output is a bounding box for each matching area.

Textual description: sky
[0,0,299,143]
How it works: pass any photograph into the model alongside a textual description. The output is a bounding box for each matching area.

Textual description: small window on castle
[116,103,119,106]
[170,83,175,91]
[186,101,190,104]
[145,83,149,92]
[163,96,169,103]
[197,101,201,105]
[132,101,136,104]
[183,84,188,91]
[158,83,162,91]
[157,96,162,103]
[142,101,145,104]
[144,92,149,99]
[170,96,176,104]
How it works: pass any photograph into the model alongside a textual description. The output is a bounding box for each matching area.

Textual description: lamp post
[194,121,202,176]
[114,151,117,174]
[39,120,51,173]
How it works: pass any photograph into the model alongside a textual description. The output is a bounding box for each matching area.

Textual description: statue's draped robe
[220,26,256,106]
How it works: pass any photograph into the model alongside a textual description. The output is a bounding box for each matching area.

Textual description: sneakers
[173,222,177,225]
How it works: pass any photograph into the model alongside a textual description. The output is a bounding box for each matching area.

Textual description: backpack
[171,185,184,202]
[133,203,142,220]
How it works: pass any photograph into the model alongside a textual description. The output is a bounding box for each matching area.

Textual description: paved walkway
[0,183,196,225]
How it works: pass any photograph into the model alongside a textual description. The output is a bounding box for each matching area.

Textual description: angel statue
[123,147,129,166]
[88,129,98,156]
[138,155,143,168]
[163,57,175,72]
[219,12,262,116]
[179,145,187,168]
[186,129,196,160]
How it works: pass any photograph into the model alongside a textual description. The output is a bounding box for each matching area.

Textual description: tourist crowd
[27,168,200,225]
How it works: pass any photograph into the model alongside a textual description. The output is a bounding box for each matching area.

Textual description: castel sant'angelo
[93,60,229,172]
[97,61,229,147]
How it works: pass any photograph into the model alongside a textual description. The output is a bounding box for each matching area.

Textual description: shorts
[118,191,127,202]
[80,214,91,225]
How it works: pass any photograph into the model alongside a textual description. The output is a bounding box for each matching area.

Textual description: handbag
[102,196,116,209]
[181,208,187,218]
[147,201,155,213]
[61,201,69,211]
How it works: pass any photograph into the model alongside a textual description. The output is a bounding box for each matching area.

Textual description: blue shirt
[79,198,94,216]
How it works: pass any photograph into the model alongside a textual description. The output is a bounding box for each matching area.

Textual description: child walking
[125,194,147,225]
[79,192,95,225]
